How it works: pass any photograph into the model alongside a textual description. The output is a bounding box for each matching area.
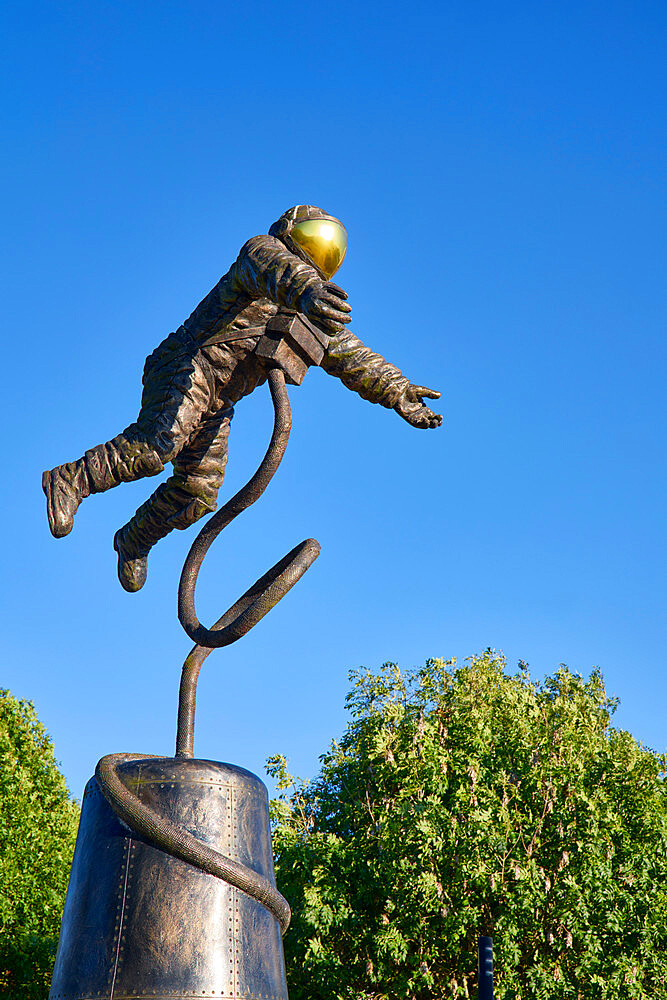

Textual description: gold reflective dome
[290,219,347,279]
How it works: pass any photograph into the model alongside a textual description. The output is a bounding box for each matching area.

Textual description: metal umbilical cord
[96,368,319,935]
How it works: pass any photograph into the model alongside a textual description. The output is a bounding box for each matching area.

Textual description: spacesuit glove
[395,384,443,429]
[299,281,352,334]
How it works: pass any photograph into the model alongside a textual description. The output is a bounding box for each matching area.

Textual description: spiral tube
[95,364,320,935]
[178,367,320,651]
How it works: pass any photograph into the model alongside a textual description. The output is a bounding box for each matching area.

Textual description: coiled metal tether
[95,361,321,936]
[176,366,320,753]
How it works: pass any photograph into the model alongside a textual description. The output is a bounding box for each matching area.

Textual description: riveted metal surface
[49,758,287,1000]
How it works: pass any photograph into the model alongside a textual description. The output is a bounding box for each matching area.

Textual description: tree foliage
[0,690,79,999]
[268,652,667,999]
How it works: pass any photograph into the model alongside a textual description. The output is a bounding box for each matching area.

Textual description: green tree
[268,652,667,1000]
[0,691,79,999]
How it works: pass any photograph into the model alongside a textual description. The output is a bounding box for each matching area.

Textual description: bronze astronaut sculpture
[43,205,442,592]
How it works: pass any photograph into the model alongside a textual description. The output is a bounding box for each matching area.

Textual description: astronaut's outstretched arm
[322,329,442,430]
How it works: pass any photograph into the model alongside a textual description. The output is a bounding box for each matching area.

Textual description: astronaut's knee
[116,428,166,478]
[168,495,217,531]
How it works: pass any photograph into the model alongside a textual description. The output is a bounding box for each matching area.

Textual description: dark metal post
[478,936,493,1000]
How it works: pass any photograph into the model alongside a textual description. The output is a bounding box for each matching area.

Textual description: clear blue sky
[2,1,665,800]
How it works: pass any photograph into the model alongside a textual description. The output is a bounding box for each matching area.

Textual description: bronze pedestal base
[50,758,287,1000]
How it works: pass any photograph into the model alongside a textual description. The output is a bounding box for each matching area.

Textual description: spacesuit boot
[113,528,149,594]
[42,460,92,538]
[113,491,170,593]
[43,436,164,539]
[113,481,215,593]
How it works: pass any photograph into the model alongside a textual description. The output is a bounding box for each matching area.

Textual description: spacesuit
[43,205,442,592]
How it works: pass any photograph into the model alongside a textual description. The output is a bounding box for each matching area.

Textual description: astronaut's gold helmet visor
[290,219,347,279]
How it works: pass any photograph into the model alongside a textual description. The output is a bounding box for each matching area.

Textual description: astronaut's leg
[42,432,165,538]
[113,408,232,592]
[43,331,212,539]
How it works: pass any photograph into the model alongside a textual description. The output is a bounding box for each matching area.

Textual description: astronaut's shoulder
[239,233,285,258]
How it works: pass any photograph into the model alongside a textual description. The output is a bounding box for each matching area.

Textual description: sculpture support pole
[178,366,319,651]
[49,366,310,994]
[175,365,320,757]
[91,362,321,943]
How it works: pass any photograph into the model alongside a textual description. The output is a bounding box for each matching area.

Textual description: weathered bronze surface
[45,205,443,999]
[42,203,441,593]
[50,758,287,1000]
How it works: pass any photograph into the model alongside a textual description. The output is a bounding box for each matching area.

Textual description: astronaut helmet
[269,205,347,280]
